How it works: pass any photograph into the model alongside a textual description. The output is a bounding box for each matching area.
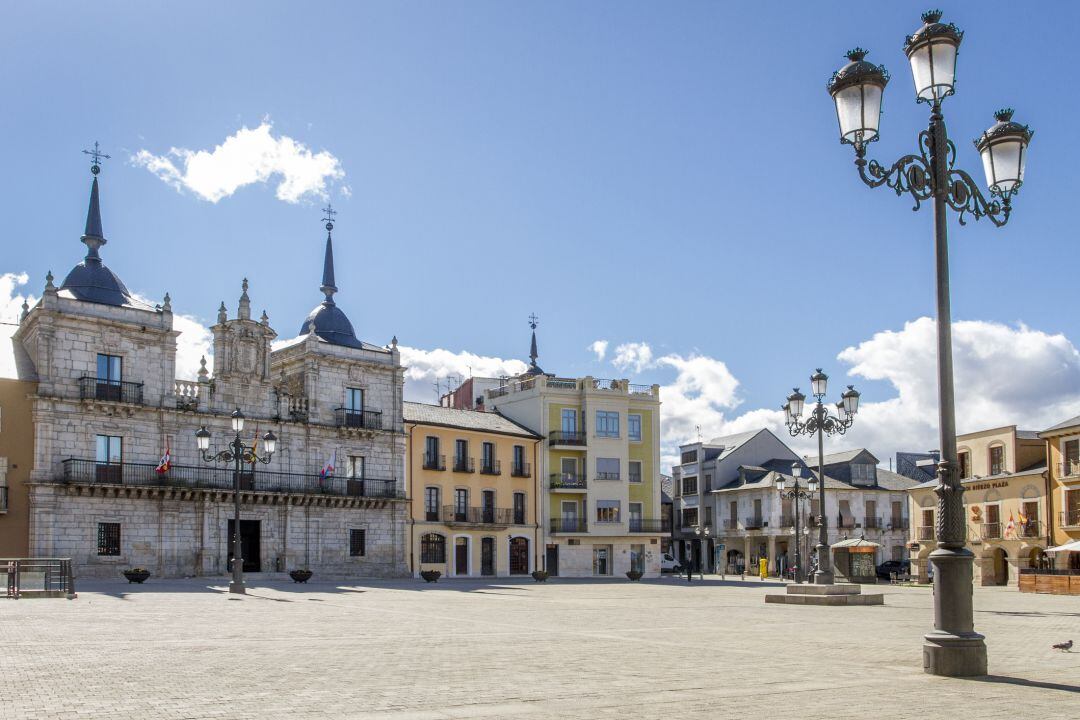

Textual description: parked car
[660,552,683,573]
[876,559,911,580]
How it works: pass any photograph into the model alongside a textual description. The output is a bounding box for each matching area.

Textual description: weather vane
[321,202,337,232]
[528,313,539,330]
[82,141,110,176]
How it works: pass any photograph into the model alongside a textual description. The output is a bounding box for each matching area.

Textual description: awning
[831,537,882,550]
[1046,540,1080,553]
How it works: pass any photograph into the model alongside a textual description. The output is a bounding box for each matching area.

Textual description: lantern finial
[921,9,943,24]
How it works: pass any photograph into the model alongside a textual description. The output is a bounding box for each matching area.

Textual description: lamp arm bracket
[855,143,933,212]
[944,166,1010,227]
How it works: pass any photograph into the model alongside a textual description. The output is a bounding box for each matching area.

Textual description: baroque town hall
[11,158,409,579]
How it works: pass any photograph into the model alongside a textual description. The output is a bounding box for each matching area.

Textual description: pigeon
[1052,640,1073,652]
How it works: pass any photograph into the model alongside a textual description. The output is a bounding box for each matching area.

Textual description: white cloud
[129,293,212,380]
[398,346,528,403]
[0,272,34,323]
[133,122,345,204]
[612,341,654,373]
[588,339,609,361]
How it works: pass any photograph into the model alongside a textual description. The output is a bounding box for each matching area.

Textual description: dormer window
[989,445,1005,476]
[851,463,877,485]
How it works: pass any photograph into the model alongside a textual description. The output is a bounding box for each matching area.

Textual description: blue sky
[2,1,1078,465]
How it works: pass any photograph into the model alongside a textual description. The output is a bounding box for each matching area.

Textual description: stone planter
[122,569,150,584]
[420,570,441,583]
[625,570,643,581]
[531,570,549,582]
[289,570,313,584]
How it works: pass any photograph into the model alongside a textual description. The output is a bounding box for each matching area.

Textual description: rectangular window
[681,507,698,527]
[481,442,495,472]
[95,435,123,483]
[704,506,714,528]
[424,436,441,468]
[729,501,738,523]
[513,493,526,525]
[345,387,364,412]
[596,457,620,480]
[595,411,620,438]
[454,439,471,472]
[704,474,712,491]
[97,353,122,382]
[347,456,364,479]
[628,414,642,441]
[629,502,643,522]
[681,449,698,465]
[561,409,577,433]
[421,533,446,564]
[596,500,620,523]
[454,488,468,517]
[513,445,526,474]
[349,529,365,557]
[681,476,698,495]
[1063,439,1080,476]
[97,522,121,556]
[958,451,971,479]
[989,445,1005,475]
[629,460,642,483]
[425,487,440,521]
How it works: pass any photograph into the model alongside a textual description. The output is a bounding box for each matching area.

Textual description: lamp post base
[229,580,246,595]
[923,633,987,677]
[812,570,834,585]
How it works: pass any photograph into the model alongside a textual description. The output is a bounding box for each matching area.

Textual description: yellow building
[907,425,1049,586]
[0,329,37,558]
[1039,414,1080,570]
[404,402,542,578]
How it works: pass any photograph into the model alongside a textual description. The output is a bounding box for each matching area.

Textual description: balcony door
[629,502,643,532]
[454,489,468,522]
[561,409,577,434]
[95,434,123,483]
[561,457,577,483]
[96,353,123,401]
[561,501,579,531]
[482,490,495,523]
[344,388,364,427]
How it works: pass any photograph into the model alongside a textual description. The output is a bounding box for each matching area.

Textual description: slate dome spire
[299,204,363,348]
[59,142,140,308]
[523,313,544,376]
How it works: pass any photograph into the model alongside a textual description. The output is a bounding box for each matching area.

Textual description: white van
[660,552,682,573]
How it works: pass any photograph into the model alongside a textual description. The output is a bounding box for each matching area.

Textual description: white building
[12,164,408,579]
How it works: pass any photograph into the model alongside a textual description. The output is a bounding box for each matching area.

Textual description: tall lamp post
[826,11,1032,677]
[196,408,277,594]
[783,369,860,585]
[775,463,819,583]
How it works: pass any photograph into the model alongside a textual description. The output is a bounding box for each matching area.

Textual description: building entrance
[226,519,261,572]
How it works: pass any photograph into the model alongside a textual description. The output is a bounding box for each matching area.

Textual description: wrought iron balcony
[453,457,475,473]
[628,472,642,484]
[724,519,739,530]
[479,459,501,476]
[981,522,1002,540]
[511,462,531,478]
[78,376,144,405]
[1019,520,1043,538]
[549,474,587,490]
[423,454,446,471]
[550,518,588,533]
[595,471,620,481]
[891,517,911,530]
[441,505,513,526]
[744,516,764,530]
[864,516,884,529]
[549,431,587,446]
[837,517,856,530]
[1061,461,1080,478]
[628,518,669,533]
[334,408,383,430]
[1063,511,1080,528]
[917,525,935,541]
[58,458,404,499]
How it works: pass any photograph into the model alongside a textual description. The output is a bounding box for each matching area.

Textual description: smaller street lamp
[195,408,277,594]
[776,463,815,583]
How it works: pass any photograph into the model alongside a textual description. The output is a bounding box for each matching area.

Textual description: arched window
[421,533,446,564]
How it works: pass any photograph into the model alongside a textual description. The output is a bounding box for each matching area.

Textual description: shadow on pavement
[969,675,1080,694]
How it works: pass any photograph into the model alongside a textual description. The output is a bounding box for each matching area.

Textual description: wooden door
[481,537,495,576]
[454,537,469,576]
[509,538,529,575]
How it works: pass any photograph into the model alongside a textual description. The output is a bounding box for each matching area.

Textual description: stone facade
[14,174,408,580]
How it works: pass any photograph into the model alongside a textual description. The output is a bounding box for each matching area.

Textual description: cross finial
[82,141,110,176]
[322,202,337,232]
[528,313,539,330]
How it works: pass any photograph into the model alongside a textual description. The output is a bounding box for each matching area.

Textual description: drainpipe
[407,423,414,576]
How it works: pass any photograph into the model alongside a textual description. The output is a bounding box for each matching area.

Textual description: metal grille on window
[97,522,121,556]
[349,528,365,557]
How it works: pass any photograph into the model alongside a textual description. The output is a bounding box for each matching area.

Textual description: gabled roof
[402,401,540,438]
[1040,414,1080,436]
[813,448,879,466]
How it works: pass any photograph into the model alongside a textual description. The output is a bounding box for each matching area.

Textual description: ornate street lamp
[826,10,1031,677]
[196,408,277,594]
[776,464,816,583]
[783,370,857,585]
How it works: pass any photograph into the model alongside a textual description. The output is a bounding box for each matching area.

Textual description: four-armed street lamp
[826,10,1032,676]
[195,409,277,594]
[784,370,860,585]
[775,462,819,584]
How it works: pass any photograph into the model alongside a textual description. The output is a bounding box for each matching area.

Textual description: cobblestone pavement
[2,575,1078,719]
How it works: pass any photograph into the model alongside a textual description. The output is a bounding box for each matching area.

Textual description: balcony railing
[479,459,501,476]
[981,522,1002,540]
[744,516,764,530]
[1060,461,1080,478]
[59,458,403,498]
[78,376,144,405]
[1063,511,1080,528]
[724,519,739,530]
[628,383,653,395]
[837,517,856,529]
[917,526,935,541]
[864,517,883,530]
[452,457,475,473]
[595,471,620,481]
[628,519,669,533]
[511,462,531,478]
[549,474,587,490]
[628,472,642,484]
[1019,521,1044,538]
[778,515,795,528]
[549,431,587,446]
[891,517,910,530]
[333,408,383,430]
[550,518,588,533]
[441,505,513,526]
[0,486,7,512]
[423,454,446,471]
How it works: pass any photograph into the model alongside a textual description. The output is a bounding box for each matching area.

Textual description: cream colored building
[908,425,1050,586]
[1039,414,1080,570]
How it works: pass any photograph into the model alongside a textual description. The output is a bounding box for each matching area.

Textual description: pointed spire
[320,203,338,304]
[526,313,543,375]
[80,141,110,263]
[238,278,251,320]
[19,299,29,322]
[162,292,172,313]
[217,301,227,324]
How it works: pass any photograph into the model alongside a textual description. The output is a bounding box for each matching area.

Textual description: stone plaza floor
[2,575,1078,719]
